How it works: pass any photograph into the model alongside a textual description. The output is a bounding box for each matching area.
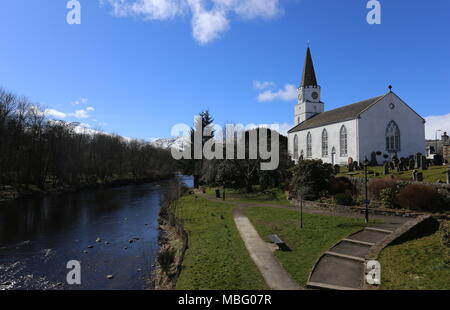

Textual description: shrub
[368,178,397,200]
[334,191,354,206]
[379,187,399,209]
[441,221,450,248]
[289,160,335,200]
[329,177,357,196]
[396,184,447,212]
[158,248,176,274]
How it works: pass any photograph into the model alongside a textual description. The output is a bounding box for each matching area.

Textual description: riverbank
[151,217,188,289]
[151,181,190,290]
[0,173,175,203]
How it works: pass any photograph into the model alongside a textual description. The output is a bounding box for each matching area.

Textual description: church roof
[301,47,318,87]
[288,94,386,133]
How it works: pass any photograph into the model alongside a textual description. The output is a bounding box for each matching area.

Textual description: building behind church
[288,48,426,165]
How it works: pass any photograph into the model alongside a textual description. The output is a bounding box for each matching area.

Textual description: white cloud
[44,109,67,119]
[425,113,450,140]
[253,80,276,90]
[101,0,281,44]
[70,109,90,119]
[257,84,297,102]
[44,106,94,120]
[189,1,230,45]
[71,98,89,106]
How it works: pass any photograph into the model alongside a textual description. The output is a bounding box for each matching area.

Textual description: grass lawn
[175,194,268,290]
[204,186,292,206]
[337,165,448,183]
[244,206,369,286]
[378,228,450,290]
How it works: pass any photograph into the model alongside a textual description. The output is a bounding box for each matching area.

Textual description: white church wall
[288,119,358,165]
[358,93,426,161]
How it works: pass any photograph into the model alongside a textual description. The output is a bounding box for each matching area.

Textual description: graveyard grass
[175,194,268,290]
[378,226,450,290]
[337,165,448,183]
[244,206,369,286]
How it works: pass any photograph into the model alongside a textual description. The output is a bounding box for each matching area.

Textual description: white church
[288,48,426,166]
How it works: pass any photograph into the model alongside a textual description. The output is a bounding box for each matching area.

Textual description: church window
[293,135,299,159]
[307,132,312,158]
[322,129,328,157]
[386,121,400,152]
[340,125,348,157]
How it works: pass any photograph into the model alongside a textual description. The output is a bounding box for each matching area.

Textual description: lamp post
[363,157,370,224]
[297,186,308,229]
[435,129,442,155]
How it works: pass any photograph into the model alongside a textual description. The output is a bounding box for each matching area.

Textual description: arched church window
[340,125,348,157]
[386,121,400,152]
[322,129,328,157]
[307,132,312,158]
[293,135,299,159]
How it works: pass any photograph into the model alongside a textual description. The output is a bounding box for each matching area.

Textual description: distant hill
[149,136,190,151]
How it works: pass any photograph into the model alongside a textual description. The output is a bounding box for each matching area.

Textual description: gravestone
[389,161,395,170]
[370,152,378,166]
[409,158,415,170]
[334,165,340,174]
[415,153,422,169]
[400,158,407,171]
[393,156,399,169]
[417,171,424,182]
[383,162,390,175]
[421,156,428,170]
[412,169,418,181]
[434,154,443,166]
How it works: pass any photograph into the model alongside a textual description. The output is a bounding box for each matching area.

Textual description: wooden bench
[268,234,291,251]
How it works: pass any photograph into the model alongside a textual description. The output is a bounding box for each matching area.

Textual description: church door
[331,147,336,165]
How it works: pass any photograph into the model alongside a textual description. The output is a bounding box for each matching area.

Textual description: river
[0,175,193,290]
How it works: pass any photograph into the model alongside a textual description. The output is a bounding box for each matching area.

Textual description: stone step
[307,281,361,290]
[330,240,372,258]
[308,254,364,289]
[325,251,365,262]
[365,227,394,234]
[342,238,375,246]
[347,229,389,244]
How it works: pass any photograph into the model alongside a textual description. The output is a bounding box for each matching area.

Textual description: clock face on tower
[311,92,319,100]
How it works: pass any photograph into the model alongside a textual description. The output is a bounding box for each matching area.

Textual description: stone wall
[444,145,450,163]
[290,196,425,218]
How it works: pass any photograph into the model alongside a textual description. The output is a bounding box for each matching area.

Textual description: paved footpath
[199,193,301,290]
[233,206,301,290]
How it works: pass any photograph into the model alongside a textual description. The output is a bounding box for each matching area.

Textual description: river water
[0,175,193,290]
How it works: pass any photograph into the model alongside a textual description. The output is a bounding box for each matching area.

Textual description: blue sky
[1,0,449,140]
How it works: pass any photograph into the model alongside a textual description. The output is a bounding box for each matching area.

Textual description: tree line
[0,88,176,189]
[181,110,292,192]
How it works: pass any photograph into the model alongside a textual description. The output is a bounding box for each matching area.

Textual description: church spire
[300,47,318,87]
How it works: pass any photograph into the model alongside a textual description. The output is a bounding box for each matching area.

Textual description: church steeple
[301,47,318,87]
[294,46,324,125]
